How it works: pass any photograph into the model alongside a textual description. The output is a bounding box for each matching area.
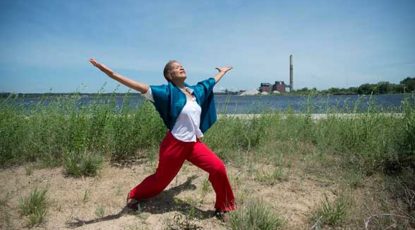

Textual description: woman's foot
[214,209,229,222]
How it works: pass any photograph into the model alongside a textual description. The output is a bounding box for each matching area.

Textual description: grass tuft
[311,194,350,228]
[255,166,288,185]
[229,199,283,230]
[63,151,103,177]
[18,188,48,227]
[95,205,105,218]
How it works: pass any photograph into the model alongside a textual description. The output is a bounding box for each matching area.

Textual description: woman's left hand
[216,66,233,73]
[214,66,233,83]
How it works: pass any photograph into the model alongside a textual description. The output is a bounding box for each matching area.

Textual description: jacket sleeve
[192,78,217,133]
[149,84,171,129]
[193,78,216,104]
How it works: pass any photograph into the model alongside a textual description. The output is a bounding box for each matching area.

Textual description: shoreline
[218,112,404,120]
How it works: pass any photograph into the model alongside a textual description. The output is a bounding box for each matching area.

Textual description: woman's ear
[166,72,172,81]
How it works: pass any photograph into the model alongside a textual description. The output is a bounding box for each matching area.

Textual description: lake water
[4,93,412,114]
[215,94,410,113]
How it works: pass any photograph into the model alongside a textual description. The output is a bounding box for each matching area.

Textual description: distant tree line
[292,77,415,95]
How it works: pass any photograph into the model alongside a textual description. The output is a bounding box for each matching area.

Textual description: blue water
[215,94,409,113]
[2,94,412,114]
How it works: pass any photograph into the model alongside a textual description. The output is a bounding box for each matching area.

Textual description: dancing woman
[89,58,236,218]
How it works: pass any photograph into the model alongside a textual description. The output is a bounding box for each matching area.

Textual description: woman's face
[168,62,187,81]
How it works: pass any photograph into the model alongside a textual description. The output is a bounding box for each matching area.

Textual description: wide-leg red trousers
[129,132,235,211]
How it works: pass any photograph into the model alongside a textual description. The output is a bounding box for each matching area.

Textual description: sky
[1,0,414,93]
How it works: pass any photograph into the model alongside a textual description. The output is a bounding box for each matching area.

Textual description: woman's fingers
[216,66,233,73]
[89,58,99,67]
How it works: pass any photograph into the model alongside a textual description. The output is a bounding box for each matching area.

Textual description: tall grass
[0,93,414,176]
[0,93,164,168]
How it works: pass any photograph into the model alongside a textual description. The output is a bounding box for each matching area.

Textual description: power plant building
[258,55,294,94]
[259,81,287,94]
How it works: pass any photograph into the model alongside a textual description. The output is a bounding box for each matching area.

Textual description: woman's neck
[171,79,186,89]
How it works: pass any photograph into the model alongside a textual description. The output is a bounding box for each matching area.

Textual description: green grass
[254,165,288,185]
[310,194,350,228]
[0,94,165,168]
[82,189,90,203]
[1,93,413,174]
[229,199,284,230]
[95,205,105,218]
[63,151,103,177]
[18,188,48,228]
[199,178,211,203]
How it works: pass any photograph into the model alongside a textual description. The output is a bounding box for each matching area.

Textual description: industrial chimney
[289,55,293,91]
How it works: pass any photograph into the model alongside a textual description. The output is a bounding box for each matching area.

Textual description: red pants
[129,132,235,211]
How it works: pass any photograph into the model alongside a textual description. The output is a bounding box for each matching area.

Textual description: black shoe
[126,199,139,210]
[126,194,139,210]
[214,209,229,222]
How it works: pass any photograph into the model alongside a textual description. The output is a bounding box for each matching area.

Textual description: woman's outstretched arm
[214,66,233,83]
[89,58,149,94]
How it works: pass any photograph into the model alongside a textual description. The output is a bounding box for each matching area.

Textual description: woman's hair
[163,60,178,82]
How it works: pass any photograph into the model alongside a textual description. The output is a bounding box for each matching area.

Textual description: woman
[89,58,235,219]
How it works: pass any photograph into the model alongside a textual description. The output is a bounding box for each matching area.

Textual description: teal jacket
[150,77,217,133]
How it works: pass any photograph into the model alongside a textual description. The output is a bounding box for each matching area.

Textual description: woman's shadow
[66,175,214,228]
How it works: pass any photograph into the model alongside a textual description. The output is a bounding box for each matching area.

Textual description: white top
[142,88,203,142]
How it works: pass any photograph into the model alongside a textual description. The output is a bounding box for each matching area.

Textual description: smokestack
[289,55,293,91]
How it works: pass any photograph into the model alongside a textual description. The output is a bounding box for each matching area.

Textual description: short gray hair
[163,60,178,82]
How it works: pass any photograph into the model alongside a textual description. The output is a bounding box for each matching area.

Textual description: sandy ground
[1,159,341,229]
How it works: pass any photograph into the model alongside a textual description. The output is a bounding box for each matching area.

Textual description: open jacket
[149,77,217,133]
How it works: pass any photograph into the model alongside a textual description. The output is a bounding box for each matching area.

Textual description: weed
[24,164,34,176]
[82,189,90,203]
[344,169,364,189]
[255,165,288,186]
[18,188,48,227]
[310,194,350,228]
[229,199,283,230]
[95,205,105,218]
[63,151,103,177]
[199,179,211,203]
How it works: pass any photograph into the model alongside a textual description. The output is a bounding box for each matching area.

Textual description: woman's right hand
[88,58,149,93]
[89,58,101,68]
[89,58,111,73]
[89,58,114,75]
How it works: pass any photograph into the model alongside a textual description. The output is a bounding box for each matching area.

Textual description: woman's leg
[129,132,190,200]
[187,141,236,212]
